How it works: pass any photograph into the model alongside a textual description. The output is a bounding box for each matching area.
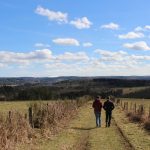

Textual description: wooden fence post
[120,100,122,107]
[24,113,27,119]
[141,105,144,115]
[134,103,136,113]
[130,102,132,111]
[29,107,33,128]
[149,106,150,118]
[123,102,125,110]
[126,102,128,111]
[47,103,49,112]
[8,111,12,123]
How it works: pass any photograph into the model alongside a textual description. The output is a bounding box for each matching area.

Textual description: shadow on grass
[71,127,97,130]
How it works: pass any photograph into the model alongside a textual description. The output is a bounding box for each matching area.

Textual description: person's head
[106,96,110,101]
[95,95,101,101]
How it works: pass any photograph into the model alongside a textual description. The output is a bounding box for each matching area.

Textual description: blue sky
[0,0,150,77]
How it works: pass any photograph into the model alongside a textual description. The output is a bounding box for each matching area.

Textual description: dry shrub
[128,113,144,123]
[0,97,88,149]
[76,95,90,107]
[126,112,132,117]
[143,119,150,132]
[31,100,78,130]
[0,112,32,150]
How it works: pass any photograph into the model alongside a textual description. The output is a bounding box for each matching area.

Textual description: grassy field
[0,101,30,113]
[0,100,54,115]
[0,99,149,150]
[120,98,150,115]
[115,86,150,95]
[18,102,135,150]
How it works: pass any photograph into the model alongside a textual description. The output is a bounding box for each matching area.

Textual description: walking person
[103,96,115,127]
[92,96,103,127]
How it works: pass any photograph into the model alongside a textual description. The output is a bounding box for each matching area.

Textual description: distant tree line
[0,79,150,101]
[0,85,123,101]
[92,79,150,87]
[123,88,150,99]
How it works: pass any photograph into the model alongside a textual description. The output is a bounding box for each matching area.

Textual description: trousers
[94,111,101,127]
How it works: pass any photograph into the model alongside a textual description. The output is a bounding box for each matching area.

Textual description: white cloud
[134,26,144,32]
[1,48,150,76]
[93,49,150,72]
[55,52,89,61]
[145,25,150,30]
[0,49,52,65]
[118,32,144,39]
[35,6,68,23]
[130,55,150,61]
[95,49,127,61]
[70,17,92,29]
[0,63,6,68]
[101,22,119,30]
[134,25,150,32]
[35,43,50,48]
[123,41,150,50]
[52,38,80,46]
[83,42,93,47]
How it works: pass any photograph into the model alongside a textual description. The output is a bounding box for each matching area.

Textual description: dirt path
[19,102,136,150]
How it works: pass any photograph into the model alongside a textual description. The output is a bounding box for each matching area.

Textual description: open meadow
[120,98,150,115]
[0,98,149,150]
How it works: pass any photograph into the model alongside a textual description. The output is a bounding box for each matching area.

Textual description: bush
[0,111,32,149]
[144,120,150,132]
[129,113,144,123]
[126,112,132,117]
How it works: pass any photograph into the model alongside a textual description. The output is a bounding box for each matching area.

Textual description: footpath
[19,102,150,150]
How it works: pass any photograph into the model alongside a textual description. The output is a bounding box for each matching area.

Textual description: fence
[120,100,150,118]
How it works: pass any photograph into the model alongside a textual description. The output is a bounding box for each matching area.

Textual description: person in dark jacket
[103,96,115,127]
[92,96,103,127]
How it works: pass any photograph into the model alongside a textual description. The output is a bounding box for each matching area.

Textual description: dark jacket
[92,100,102,112]
[103,100,115,112]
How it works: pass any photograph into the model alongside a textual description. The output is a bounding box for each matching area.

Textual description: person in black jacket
[103,96,115,127]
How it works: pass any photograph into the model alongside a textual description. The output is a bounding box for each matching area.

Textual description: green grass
[120,98,150,116]
[113,107,150,150]
[18,102,132,150]
[0,101,30,114]
[0,100,54,115]
[0,99,149,150]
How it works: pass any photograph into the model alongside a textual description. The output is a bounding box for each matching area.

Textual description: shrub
[129,113,144,123]
[143,120,150,132]
[0,111,32,149]
[126,112,132,117]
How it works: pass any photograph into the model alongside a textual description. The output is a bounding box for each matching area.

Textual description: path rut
[19,102,135,150]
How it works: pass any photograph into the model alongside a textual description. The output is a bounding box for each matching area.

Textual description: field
[0,98,149,150]
[120,98,150,115]
[0,101,52,114]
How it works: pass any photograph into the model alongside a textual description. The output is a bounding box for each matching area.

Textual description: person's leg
[99,112,101,127]
[95,112,99,127]
[106,111,109,127]
[108,111,112,127]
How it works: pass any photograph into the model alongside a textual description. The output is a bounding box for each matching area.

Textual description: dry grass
[0,112,32,150]
[0,96,89,149]
[113,108,150,150]
[120,98,150,133]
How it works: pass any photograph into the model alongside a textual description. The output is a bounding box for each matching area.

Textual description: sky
[1,0,150,77]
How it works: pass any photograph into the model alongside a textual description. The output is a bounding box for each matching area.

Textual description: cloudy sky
[0,0,150,77]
